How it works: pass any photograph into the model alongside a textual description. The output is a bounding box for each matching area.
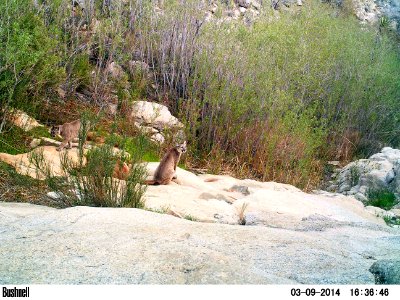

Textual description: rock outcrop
[352,0,400,32]
[0,146,82,179]
[1,144,400,284]
[369,260,400,284]
[131,101,185,143]
[145,163,387,227]
[0,145,390,227]
[0,201,399,284]
[5,109,44,132]
[329,147,400,203]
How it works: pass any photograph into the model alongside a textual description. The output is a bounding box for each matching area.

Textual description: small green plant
[349,165,361,187]
[366,188,398,210]
[146,205,171,215]
[383,215,400,227]
[379,16,390,29]
[28,126,51,139]
[183,214,198,221]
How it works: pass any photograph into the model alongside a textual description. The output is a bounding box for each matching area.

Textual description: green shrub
[367,188,398,210]
[0,0,65,129]
[176,1,400,188]
[70,54,92,91]
[105,133,159,162]
[62,143,147,208]
[349,165,361,187]
[2,0,400,191]
[383,215,400,227]
[0,123,30,154]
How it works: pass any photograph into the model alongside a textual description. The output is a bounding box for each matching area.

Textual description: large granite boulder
[130,101,185,144]
[0,201,398,284]
[330,147,400,203]
[6,109,44,132]
[370,260,400,284]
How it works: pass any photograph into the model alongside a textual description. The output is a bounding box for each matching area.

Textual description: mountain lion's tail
[144,179,159,185]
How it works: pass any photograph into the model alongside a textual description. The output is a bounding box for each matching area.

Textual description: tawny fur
[146,141,187,185]
[112,161,130,180]
[51,119,81,151]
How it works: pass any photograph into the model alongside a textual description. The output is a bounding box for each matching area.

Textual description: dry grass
[0,162,69,208]
[237,202,249,225]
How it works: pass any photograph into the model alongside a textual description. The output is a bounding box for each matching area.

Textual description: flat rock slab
[145,163,387,228]
[0,202,399,284]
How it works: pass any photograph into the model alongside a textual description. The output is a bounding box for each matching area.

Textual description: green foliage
[0,0,65,123]
[105,133,159,162]
[177,1,400,187]
[27,112,148,208]
[367,188,398,210]
[0,124,30,154]
[349,165,361,187]
[1,0,400,190]
[183,214,198,221]
[383,215,400,227]
[65,144,146,208]
[29,139,148,208]
[70,54,92,90]
[28,126,51,139]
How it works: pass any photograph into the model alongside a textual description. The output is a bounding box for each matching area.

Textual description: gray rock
[0,202,399,284]
[353,0,400,33]
[355,193,368,202]
[333,147,400,203]
[150,132,165,144]
[236,0,251,8]
[131,101,183,130]
[369,260,400,284]
[227,185,250,195]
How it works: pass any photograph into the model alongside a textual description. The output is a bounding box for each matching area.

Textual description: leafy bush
[366,188,398,210]
[176,1,400,188]
[0,0,65,130]
[0,123,30,154]
[61,143,147,208]
[349,165,361,187]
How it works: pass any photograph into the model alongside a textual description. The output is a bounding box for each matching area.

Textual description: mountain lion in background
[51,119,83,151]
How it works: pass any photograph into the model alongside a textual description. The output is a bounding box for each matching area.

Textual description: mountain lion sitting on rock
[145,141,187,185]
[51,119,83,151]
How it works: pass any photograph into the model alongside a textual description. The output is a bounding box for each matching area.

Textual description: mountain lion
[50,119,82,151]
[145,141,187,185]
